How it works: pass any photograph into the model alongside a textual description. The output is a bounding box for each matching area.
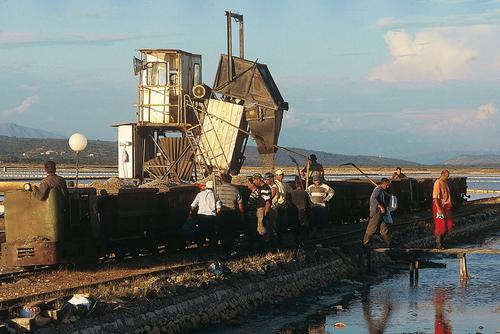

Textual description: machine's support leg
[459,253,469,281]
[409,259,419,286]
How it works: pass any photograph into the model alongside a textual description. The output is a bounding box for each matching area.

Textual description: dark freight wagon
[1,186,197,268]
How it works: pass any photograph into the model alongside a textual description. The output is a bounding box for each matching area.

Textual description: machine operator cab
[134,49,202,126]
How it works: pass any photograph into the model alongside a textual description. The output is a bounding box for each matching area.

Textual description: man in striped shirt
[251,173,273,250]
[307,176,334,228]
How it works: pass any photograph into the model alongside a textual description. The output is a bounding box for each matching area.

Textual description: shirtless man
[432,170,453,249]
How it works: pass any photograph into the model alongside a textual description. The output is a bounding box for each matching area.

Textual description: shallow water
[201,233,500,334]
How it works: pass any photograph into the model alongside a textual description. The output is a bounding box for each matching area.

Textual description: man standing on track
[252,173,274,250]
[307,176,334,228]
[216,173,244,254]
[362,178,392,248]
[188,180,221,248]
[432,170,453,249]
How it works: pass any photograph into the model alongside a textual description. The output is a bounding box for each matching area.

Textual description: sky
[1,0,500,162]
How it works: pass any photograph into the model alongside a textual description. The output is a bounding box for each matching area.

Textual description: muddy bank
[20,209,500,334]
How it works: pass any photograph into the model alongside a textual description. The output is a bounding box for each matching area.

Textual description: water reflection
[434,289,452,334]
[361,289,393,334]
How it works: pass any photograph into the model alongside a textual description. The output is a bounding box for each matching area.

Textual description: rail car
[0,177,467,268]
[0,186,198,267]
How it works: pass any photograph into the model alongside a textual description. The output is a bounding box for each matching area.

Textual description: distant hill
[0,136,417,167]
[0,122,64,139]
[243,146,417,167]
[443,154,500,166]
[0,136,116,164]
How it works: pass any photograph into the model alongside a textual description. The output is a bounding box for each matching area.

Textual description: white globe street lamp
[69,133,88,187]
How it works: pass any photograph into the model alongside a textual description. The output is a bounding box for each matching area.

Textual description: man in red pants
[432,170,453,249]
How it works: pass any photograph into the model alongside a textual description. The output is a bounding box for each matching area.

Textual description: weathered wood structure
[374,247,500,284]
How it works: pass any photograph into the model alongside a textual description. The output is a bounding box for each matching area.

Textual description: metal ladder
[184,95,230,178]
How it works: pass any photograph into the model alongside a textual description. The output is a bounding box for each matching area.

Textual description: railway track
[0,261,211,312]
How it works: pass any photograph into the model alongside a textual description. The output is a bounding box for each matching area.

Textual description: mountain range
[0,122,64,139]
[0,123,498,167]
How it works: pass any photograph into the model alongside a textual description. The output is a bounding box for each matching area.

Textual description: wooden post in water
[459,253,469,281]
[414,260,419,284]
[409,261,415,286]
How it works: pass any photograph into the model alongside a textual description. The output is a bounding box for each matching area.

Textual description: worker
[216,173,244,254]
[433,170,453,249]
[264,172,280,249]
[289,176,311,246]
[245,176,260,251]
[273,169,290,246]
[391,167,407,180]
[252,173,273,251]
[362,178,392,248]
[32,160,69,201]
[301,154,325,181]
[307,175,334,228]
[188,180,221,248]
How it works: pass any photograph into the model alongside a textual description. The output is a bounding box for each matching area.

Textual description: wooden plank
[373,247,500,255]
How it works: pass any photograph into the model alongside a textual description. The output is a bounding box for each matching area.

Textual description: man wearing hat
[188,181,221,248]
[273,169,290,246]
[251,173,273,250]
[264,172,279,249]
[307,175,334,228]
[301,154,325,181]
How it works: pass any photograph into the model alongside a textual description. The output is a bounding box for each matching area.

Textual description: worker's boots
[435,235,444,249]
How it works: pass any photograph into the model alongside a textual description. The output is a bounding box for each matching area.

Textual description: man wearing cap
[307,176,334,228]
[362,178,392,248]
[301,154,325,181]
[264,172,279,249]
[252,173,273,250]
[273,169,290,246]
[216,173,244,253]
[188,181,221,248]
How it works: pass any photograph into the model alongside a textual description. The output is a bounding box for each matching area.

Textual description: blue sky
[1,0,499,162]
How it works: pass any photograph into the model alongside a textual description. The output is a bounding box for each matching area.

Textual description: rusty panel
[1,241,59,267]
[4,189,64,243]
[145,137,193,181]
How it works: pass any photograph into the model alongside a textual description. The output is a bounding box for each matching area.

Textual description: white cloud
[374,9,500,30]
[370,30,476,83]
[0,32,147,48]
[282,107,300,128]
[282,109,344,132]
[397,103,498,134]
[370,24,500,84]
[375,17,396,28]
[476,103,497,120]
[2,95,39,115]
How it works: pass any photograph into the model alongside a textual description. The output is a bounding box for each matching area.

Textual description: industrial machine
[116,11,288,182]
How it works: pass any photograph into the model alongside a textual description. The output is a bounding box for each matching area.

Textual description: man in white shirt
[189,181,221,248]
[307,176,334,228]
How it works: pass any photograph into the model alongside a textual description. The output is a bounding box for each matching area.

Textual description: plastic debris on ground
[334,322,346,328]
[208,261,232,278]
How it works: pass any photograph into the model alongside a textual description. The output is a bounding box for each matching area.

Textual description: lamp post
[69,133,87,188]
